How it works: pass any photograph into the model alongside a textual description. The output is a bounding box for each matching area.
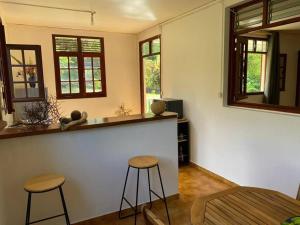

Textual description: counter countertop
[0,112,177,140]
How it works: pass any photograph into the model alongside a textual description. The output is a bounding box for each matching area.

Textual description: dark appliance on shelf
[153,98,183,119]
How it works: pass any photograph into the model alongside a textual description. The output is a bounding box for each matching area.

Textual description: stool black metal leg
[147,168,152,209]
[134,168,140,225]
[157,165,171,225]
[119,166,130,218]
[59,186,71,225]
[25,192,31,225]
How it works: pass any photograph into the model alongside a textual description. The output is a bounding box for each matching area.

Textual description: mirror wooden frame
[228,0,300,114]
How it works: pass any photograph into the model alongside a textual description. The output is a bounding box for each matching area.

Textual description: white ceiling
[0,0,212,33]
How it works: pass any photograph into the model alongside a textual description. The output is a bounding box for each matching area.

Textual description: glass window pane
[69,57,78,68]
[55,37,78,52]
[70,69,79,81]
[85,69,93,80]
[59,57,68,69]
[256,40,263,52]
[84,57,92,69]
[247,53,263,93]
[61,82,70,94]
[71,82,80,93]
[248,39,254,51]
[85,81,94,93]
[27,83,39,97]
[152,38,160,53]
[14,83,26,98]
[12,67,24,82]
[81,38,101,53]
[262,41,267,52]
[10,50,23,65]
[25,66,38,82]
[94,80,102,92]
[142,42,150,56]
[24,50,36,65]
[94,69,101,80]
[60,69,69,81]
[93,57,100,68]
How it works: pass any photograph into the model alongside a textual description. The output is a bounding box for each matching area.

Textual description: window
[246,38,267,94]
[139,36,161,113]
[7,45,45,102]
[53,35,106,99]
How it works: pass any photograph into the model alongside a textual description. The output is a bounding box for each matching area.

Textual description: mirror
[234,22,300,109]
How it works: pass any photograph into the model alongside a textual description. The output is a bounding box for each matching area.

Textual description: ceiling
[0,0,213,33]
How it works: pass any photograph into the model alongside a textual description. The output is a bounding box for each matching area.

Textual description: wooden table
[191,186,300,225]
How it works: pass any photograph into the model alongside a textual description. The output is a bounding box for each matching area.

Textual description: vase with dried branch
[23,96,61,127]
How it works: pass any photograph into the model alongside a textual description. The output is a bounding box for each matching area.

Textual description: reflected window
[246,38,268,94]
[53,35,106,99]
[7,45,45,102]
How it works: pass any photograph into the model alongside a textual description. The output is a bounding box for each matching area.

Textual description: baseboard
[189,162,238,187]
[72,193,179,225]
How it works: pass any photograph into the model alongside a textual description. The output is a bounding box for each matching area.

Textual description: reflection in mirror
[235,23,300,108]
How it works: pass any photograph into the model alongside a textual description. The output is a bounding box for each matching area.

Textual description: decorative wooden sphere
[71,110,82,121]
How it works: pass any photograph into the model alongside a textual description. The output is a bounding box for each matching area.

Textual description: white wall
[5,24,140,118]
[161,0,300,197]
[0,118,178,225]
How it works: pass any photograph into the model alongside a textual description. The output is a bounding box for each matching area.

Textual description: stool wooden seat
[24,174,70,225]
[24,174,65,193]
[128,156,159,169]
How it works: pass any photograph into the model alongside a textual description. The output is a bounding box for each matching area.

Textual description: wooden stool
[24,174,70,225]
[119,156,171,225]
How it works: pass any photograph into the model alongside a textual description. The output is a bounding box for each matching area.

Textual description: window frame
[228,0,300,114]
[139,35,161,113]
[52,34,107,99]
[246,38,268,95]
[6,44,45,103]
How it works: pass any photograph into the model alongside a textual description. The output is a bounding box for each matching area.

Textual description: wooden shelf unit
[178,118,190,165]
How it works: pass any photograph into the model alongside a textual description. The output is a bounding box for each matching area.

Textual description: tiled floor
[74,165,234,225]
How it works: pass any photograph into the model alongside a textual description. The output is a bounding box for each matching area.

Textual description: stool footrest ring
[150,190,164,201]
[29,213,65,224]
[119,197,142,219]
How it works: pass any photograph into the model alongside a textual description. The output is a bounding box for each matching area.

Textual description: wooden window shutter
[234,37,248,100]
[0,18,13,114]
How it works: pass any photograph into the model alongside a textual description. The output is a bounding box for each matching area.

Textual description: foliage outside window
[246,39,267,94]
[7,44,45,102]
[140,36,161,113]
[53,35,107,99]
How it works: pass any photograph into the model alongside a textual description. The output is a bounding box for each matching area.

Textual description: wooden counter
[0,112,177,140]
